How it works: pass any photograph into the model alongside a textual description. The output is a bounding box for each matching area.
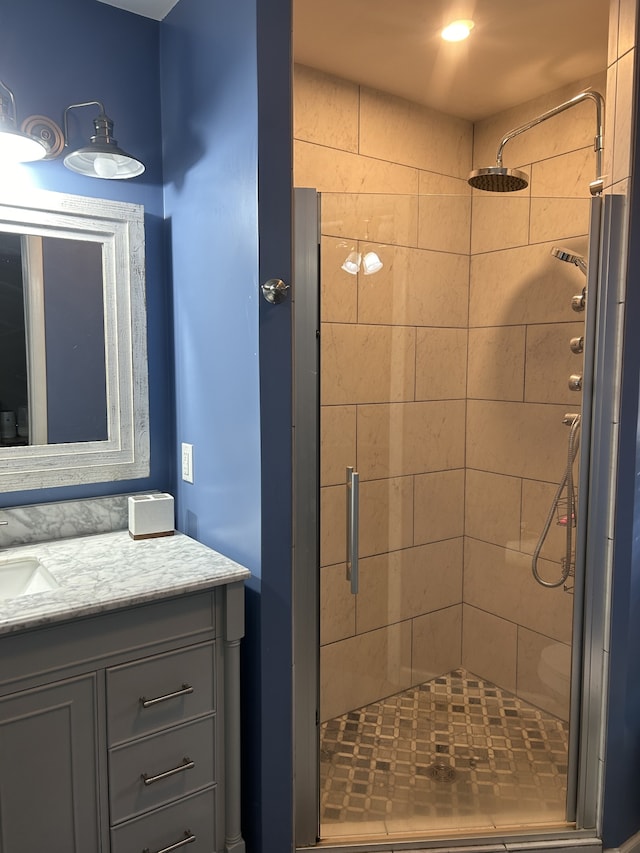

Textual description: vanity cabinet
[0,674,101,851]
[0,583,245,853]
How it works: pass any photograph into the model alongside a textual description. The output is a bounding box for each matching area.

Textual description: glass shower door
[316,189,588,842]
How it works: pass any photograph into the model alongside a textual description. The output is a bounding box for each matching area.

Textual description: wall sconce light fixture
[63,101,145,179]
[0,80,48,162]
[0,81,145,180]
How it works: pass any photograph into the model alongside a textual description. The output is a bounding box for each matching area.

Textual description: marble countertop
[0,530,251,636]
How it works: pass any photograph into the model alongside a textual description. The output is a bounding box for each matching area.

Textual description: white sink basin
[0,557,59,601]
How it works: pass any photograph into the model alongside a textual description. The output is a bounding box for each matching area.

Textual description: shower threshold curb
[298,829,601,853]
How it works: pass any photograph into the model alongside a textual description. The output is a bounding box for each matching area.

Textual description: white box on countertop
[128,493,175,540]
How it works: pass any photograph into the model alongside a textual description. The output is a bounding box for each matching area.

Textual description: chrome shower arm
[495,90,605,184]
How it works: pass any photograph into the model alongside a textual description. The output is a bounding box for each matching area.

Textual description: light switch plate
[182,442,194,483]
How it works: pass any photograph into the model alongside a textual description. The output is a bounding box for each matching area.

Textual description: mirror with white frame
[0,188,149,491]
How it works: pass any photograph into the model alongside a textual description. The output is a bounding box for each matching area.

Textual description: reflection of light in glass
[362,251,383,275]
[341,250,361,275]
[340,248,384,276]
[441,19,474,42]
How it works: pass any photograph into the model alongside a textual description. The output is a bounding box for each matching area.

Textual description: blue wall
[0,0,171,506]
[161,0,261,572]
[160,3,293,851]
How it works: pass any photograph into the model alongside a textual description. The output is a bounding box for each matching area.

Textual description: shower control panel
[571,289,586,312]
[568,275,585,391]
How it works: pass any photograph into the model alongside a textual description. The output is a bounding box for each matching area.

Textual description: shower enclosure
[293,168,608,843]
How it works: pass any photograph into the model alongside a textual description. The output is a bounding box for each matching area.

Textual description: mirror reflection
[0,231,107,447]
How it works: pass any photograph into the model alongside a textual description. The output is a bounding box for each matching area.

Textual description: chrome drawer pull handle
[140,683,194,708]
[142,830,196,853]
[141,757,195,786]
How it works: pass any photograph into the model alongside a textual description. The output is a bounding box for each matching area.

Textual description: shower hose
[531,414,581,588]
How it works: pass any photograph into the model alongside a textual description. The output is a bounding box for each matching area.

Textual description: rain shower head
[468,89,604,194]
[468,166,529,192]
[551,246,587,276]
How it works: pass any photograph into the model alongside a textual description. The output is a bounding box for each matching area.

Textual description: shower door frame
[292,187,621,851]
[293,186,321,840]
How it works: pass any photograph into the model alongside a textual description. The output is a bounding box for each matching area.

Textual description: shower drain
[426,762,456,783]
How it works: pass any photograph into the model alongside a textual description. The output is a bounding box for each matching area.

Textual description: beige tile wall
[296,59,613,723]
[463,73,608,720]
[472,73,608,176]
[294,64,473,721]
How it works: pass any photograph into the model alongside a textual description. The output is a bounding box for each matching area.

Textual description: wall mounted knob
[570,336,584,354]
[261,278,290,304]
[571,289,586,312]
[568,374,583,392]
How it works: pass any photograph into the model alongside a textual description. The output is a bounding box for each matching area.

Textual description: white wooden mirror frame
[0,188,149,491]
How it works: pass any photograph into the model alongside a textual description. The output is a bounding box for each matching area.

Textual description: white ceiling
[293,0,611,121]
[96,0,178,21]
[97,0,610,121]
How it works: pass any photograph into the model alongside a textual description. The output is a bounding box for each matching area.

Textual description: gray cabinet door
[0,674,101,853]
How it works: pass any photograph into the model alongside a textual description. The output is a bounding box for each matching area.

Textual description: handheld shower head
[551,246,587,276]
[468,166,529,192]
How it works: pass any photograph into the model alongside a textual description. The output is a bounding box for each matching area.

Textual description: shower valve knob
[570,336,584,354]
[568,374,583,392]
[571,289,586,312]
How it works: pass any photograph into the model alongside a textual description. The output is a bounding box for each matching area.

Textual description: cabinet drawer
[107,642,215,745]
[0,593,216,696]
[109,716,215,824]
[110,786,217,853]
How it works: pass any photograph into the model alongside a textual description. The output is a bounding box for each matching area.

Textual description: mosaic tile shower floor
[320,668,570,840]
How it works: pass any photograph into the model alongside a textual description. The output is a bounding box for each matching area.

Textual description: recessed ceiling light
[441,19,475,42]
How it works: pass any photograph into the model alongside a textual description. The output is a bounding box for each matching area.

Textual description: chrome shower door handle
[346,467,359,595]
